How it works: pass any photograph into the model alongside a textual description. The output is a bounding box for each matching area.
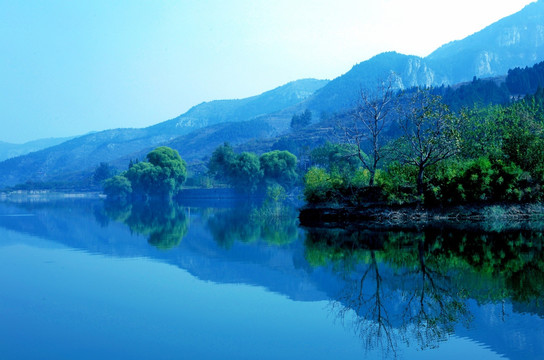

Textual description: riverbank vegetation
[303,86,544,209]
[103,146,187,201]
[207,143,298,194]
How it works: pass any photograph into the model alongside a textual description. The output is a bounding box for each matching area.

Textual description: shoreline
[298,202,544,228]
[0,190,104,202]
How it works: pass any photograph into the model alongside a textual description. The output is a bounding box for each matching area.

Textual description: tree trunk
[417,166,425,198]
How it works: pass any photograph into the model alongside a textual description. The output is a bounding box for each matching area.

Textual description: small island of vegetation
[300,84,544,224]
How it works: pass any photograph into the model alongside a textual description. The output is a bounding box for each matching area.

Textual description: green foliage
[103,146,187,200]
[304,84,544,206]
[103,175,132,200]
[92,162,115,185]
[310,142,359,175]
[103,200,189,250]
[207,145,298,193]
[146,146,187,184]
[303,167,336,203]
[501,102,544,176]
[230,152,263,192]
[396,89,461,196]
[424,157,532,204]
[375,162,418,204]
[290,109,312,129]
[208,142,236,182]
[259,150,298,187]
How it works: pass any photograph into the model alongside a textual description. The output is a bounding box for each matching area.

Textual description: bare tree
[339,78,398,186]
[395,89,460,198]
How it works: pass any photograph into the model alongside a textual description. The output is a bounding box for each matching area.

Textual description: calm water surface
[0,198,542,359]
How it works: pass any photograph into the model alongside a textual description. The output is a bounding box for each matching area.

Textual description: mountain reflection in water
[0,198,542,359]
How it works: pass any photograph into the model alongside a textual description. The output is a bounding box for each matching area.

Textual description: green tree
[93,162,115,185]
[290,109,312,129]
[104,146,186,200]
[230,152,263,192]
[501,102,544,176]
[310,142,359,175]
[147,146,187,184]
[208,142,236,182]
[259,150,298,187]
[103,175,132,200]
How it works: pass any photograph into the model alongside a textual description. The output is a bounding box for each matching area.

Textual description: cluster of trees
[433,60,544,111]
[103,146,187,200]
[290,109,312,129]
[304,85,544,206]
[208,143,298,193]
[506,61,544,95]
[437,77,511,111]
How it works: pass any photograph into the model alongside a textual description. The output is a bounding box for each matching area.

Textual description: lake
[0,197,542,359]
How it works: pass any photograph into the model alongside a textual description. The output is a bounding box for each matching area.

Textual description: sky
[0,0,536,144]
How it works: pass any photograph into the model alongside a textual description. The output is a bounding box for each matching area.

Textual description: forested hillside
[2,1,544,191]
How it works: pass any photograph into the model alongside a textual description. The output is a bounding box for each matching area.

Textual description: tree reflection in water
[304,225,544,355]
[102,200,189,250]
[206,201,300,248]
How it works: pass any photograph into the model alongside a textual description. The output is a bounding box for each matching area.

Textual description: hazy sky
[0,0,536,143]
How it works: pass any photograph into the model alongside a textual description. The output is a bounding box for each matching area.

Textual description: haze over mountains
[2,0,544,189]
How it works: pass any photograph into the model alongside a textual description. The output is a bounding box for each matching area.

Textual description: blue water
[0,199,542,359]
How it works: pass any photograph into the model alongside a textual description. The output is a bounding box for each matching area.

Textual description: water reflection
[1,198,543,358]
[98,199,300,250]
[304,225,544,355]
[206,202,299,248]
[101,200,189,250]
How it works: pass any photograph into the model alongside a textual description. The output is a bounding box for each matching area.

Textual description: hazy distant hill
[149,79,329,135]
[0,136,75,162]
[0,79,328,187]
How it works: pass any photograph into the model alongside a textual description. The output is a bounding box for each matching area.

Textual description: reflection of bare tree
[332,250,398,357]
[326,234,472,356]
[400,239,471,349]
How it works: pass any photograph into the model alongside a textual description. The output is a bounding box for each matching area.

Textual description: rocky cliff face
[426,0,544,82]
[399,57,436,88]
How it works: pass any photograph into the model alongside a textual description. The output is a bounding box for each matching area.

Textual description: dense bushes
[304,91,544,206]
[103,146,187,200]
[208,143,298,193]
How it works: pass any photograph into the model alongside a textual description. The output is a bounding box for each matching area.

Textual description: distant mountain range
[0,136,75,162]
[1,1,544,189]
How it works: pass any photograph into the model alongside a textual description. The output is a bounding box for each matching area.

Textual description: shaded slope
[150,78,328,134]
[0,136,75,162]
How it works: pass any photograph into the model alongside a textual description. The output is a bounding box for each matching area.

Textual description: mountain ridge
[2,2,544,188]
